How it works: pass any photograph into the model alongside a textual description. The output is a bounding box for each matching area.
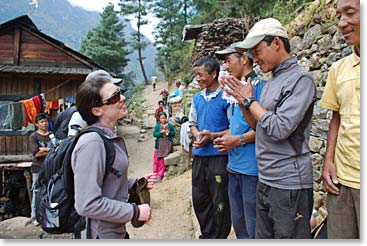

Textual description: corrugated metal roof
[0,64,92,75]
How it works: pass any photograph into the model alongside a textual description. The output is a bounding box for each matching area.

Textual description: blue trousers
[228,172,258,239]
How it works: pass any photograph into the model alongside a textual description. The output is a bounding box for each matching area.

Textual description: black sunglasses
[98,87,121,106]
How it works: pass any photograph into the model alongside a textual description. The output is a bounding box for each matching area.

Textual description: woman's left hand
[144,172,157,190]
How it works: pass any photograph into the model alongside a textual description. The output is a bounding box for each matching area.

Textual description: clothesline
[42,79,72,95]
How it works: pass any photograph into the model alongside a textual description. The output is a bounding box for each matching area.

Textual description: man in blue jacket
[214,42,266,239]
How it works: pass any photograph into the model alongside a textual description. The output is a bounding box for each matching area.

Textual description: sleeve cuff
[131,203,140,222]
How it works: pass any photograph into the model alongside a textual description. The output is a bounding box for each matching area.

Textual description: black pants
[255,182,313,239]
[192,155,231,239]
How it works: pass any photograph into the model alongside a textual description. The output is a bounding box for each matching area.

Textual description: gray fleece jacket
[256,57,316,190]
[71,122,136,239]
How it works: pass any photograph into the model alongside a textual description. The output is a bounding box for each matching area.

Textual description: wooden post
[13,29,21,65]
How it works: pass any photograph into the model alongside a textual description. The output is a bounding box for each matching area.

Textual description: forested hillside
[0,0,157,84]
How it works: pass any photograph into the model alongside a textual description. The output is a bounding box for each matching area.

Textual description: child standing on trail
[153,112,175,182]
[154,100,164,123]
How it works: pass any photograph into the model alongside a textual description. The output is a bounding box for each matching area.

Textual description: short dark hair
[262,35,291,53]
[194,56,220,80]
[158,100,164,105]
[76,76,110,125]
[35,113,47,123]
[158,111,167,118]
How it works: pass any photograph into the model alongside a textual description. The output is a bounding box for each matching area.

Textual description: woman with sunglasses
[71,75,157,239]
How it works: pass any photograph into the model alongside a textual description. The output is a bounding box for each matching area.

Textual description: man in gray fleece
[222,18,316,238]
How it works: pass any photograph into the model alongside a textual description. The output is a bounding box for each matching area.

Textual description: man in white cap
[320,0,360,239]
[221,18,316,239]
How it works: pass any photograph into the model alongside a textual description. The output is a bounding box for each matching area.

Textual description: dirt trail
[121,81,195,239]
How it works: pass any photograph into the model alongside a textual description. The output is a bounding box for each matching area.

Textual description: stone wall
[190,17,258,64]
[288,0,351,221]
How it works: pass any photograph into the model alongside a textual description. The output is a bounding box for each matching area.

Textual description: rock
[290,36,303,53]
[326,52,342,65]
[326,25,338,35]
[313,101,329,118]
[302,24,322,49]
[316,87,324,99]
[331,31,343,50]
[313,169,322,183]
[140,129,147,134]
[165,151,182,166]
[317,34,332,55]
[0,217,72,239]
[341,46,353,58]
[310,43,319,52]
[311,119,330,139]
[123,118,132,124]
[309,136,323,152]
[312,153,324,168]
[311,70,322,86]
[147,109,155,115]
[138,137,145,142]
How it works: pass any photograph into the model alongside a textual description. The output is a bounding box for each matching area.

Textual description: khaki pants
[327,184,360,239]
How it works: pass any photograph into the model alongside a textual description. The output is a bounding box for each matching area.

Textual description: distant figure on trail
[320,0,360,239]
[188,56,231,239]
[151,76,157,92]
[154,100,164,123]
[160,88,169,107]
[29,113,51,226]
[152,112,175,182]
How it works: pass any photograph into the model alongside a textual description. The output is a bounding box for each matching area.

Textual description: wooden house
[0,15,107,158]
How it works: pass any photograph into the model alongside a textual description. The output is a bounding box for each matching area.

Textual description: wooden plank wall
[0,32,14,64]
[20,30,83,67]
[0,135,30,155]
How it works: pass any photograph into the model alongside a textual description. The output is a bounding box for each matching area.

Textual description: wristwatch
[239,134,246,145]
[242,96,256,109]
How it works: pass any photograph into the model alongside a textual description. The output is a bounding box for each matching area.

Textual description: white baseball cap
[235,18,288,51]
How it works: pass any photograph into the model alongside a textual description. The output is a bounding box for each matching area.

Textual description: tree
[120,0,151,85]
[153,0,193,82]
[80,4,130,76]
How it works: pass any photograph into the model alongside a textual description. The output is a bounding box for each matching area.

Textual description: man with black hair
[188,56,231,239]
[222,18,316,239]
[214,42,266,239]
[29,113,51,226]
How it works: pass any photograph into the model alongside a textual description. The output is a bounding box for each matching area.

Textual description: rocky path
[124,81,195,239]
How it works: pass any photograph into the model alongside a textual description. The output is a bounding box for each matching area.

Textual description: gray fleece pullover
[71,122,136,239]
[256,57,316,190]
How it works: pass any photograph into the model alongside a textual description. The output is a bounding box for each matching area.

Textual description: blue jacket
[228,74,266,175]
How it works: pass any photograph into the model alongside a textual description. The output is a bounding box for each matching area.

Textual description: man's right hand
[321,159,340,195]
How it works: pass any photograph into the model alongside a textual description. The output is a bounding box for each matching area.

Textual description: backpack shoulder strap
[77,126,116,180]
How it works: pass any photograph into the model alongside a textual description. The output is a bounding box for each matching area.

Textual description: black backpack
[53,106,78,140]
[35,126,115,238]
